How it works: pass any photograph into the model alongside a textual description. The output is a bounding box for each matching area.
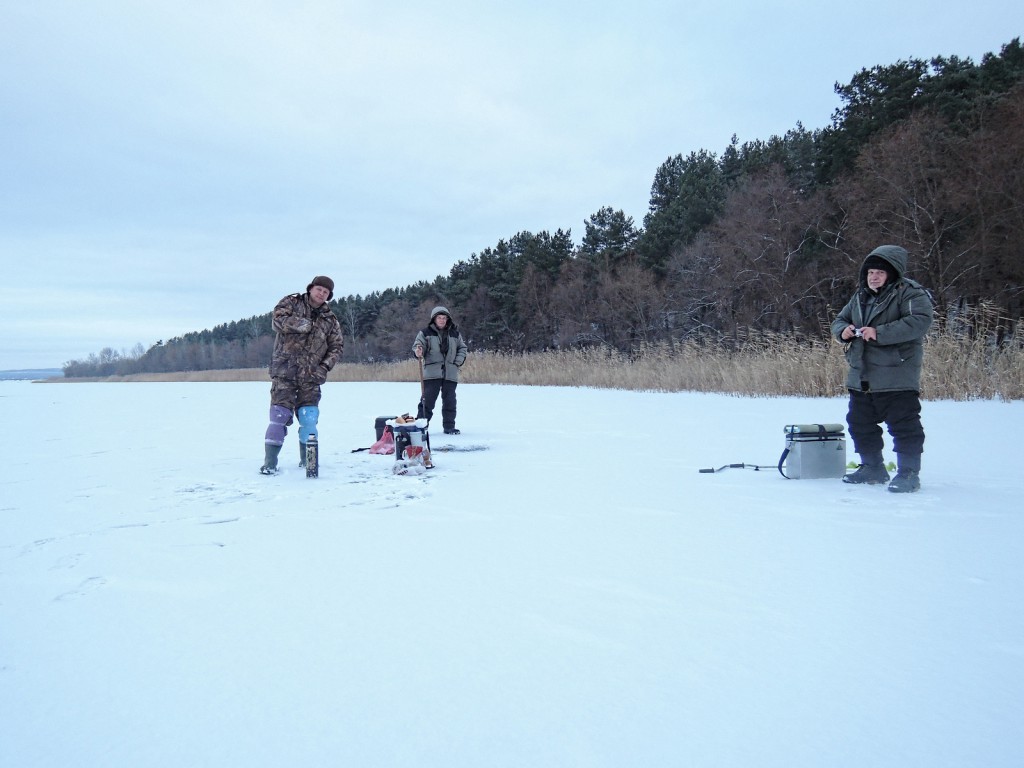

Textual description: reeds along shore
[47,325,1024,401]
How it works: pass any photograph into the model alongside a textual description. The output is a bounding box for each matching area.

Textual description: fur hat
[863,256,897,284]
[307,276,334,301]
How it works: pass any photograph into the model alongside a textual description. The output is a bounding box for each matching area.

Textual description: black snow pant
[846,388,925,469]
[421,379,458,431]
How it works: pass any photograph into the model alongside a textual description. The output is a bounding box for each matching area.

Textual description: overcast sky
[1,1,1019,370]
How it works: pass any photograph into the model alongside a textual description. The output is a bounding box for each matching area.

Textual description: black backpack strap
[778,445,792,479]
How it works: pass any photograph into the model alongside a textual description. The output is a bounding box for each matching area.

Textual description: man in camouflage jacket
[260,276,344,474]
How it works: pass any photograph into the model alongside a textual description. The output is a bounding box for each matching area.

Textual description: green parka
[413,306,468,382]
[831,245,933,393]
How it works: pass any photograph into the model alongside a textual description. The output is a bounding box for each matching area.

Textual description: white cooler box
[780,423,847,479]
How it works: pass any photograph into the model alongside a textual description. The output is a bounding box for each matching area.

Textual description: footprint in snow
[54,576,108,602]
[49,553,83,571]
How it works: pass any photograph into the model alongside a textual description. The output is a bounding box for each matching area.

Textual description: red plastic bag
[368,425,395,455]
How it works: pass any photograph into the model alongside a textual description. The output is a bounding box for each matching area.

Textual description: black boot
[889,470,921,493]
[889,454,922,493]
[260,443,282,475]
[842,463,890,484]
[299,442,307,467]
[843,450,888,485]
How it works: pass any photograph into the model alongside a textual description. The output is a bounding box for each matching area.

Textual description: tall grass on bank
[454,340,845,397]
[49,310,1023,401]
[923,304,1024,400]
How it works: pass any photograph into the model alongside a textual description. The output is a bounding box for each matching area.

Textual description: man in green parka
[413,306,468,434]
[832,245,934,493]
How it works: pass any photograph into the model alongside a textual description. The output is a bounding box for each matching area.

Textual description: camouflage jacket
[269,293,344,383]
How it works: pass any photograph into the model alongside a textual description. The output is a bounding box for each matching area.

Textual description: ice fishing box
[780,423,847,479]
[388,417,433,470]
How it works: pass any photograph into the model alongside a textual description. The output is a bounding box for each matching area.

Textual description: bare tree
[707,166,837,335]
[372,299,420,360]
[835,113,978,310]
[516,262,558,350]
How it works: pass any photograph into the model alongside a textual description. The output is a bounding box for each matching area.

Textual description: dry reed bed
[50,333,1024,401]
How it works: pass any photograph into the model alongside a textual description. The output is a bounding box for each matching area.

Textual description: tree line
[64,39,1024,378]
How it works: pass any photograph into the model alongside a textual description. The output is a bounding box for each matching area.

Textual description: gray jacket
[831,245,933,393]
[413,306,468,382]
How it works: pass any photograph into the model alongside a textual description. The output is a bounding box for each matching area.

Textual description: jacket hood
[430,306,452,324]
[860,245,908,286]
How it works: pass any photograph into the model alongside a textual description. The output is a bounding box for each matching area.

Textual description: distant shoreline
[33,369,269,383]
[0,369,63,381]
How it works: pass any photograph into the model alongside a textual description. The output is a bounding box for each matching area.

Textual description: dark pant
[421,379,458,430]
[846,389,925,460]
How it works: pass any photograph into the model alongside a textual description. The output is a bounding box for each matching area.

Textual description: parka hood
[430,306,453,324]
[860,245,908,287]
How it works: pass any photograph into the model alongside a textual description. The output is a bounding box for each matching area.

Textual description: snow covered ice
[2,380,1023,767]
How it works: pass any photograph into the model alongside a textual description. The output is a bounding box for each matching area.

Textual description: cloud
[1,0,1019,368]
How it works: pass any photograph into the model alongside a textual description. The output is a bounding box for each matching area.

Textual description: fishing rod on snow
[698,462,775,474]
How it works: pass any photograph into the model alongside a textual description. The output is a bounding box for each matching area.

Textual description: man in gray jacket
[413,306,468,434]
[832,245,934,493]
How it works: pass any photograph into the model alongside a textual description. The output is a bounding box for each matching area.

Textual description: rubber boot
[260,443,283,475]
[299,442,307,467]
